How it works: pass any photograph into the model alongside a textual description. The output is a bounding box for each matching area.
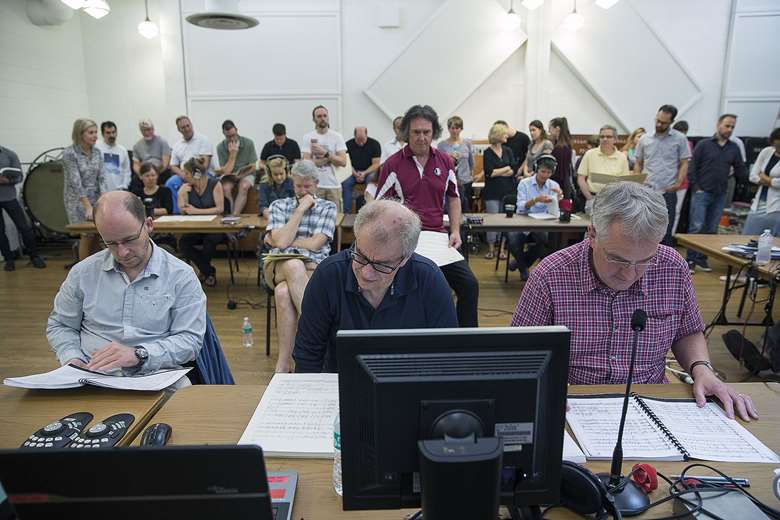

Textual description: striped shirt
[511,239,705,385]
[267,196,337,264]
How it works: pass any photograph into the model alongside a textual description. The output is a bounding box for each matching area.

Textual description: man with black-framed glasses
[511,182,759,422]
[46,191,206,385]
[292,200,456,373]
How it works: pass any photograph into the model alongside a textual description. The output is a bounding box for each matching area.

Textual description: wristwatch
[324,151,330,159]
[134,346,149,367]
[688,360,714,379]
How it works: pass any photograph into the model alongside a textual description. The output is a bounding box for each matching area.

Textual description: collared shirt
[516,175,560,214]
[577,147,631,193]
[170,133,214,169]
[95,141,132,191]
[380,138,403,164]
[0,146,22,202]
[293,250,457,373]
[216,135,258,175]
[688,136,747,193]
[375,145,459,233]
[46,241,207,375]
[635,128,691,191]
[267,196,337,263]
[510,239,704,385]
[260,138,301,164]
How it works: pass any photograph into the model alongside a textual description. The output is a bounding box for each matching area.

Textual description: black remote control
[68,413,135,449]
[20,412,93,449]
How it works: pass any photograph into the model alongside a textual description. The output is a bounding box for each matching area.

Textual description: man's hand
[66,358,86,368]
[228,140,239,155]
[86,343,139,372]
[449,231,462,250]
[536,194,552,204]
[551,186,563,198]
[665,183,682,192]
[296,193,316,213]
[310,143,326,157]
[691,366,759,421]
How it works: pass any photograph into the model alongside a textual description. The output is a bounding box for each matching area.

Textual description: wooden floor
[1,241,777,386]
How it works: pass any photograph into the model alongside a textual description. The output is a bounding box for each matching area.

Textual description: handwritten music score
[238,373,339,458]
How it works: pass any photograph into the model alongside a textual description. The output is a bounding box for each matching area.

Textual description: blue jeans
[662,191,677,246]
[341,175,365,214]
[686,190,727,264]
[743,211,780,236]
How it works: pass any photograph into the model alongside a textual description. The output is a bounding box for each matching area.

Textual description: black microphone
[598,309,650,516]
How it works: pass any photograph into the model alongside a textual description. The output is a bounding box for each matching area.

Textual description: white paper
[154,215,216,223]
[563,430,586,463]
[415,230,464,267]
[3,365,191,392]
[527,212,557,220]
[238,373,339,458]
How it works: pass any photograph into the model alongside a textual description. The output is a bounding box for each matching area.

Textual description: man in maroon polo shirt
[375,105,479,326]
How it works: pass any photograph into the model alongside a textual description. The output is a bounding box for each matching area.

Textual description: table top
[340,212,590,232]
[66,214,265,234]
[149,382,780,519]
[0,385,167,449]
[675,233,780,278]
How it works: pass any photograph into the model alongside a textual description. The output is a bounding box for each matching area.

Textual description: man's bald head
[94,191,146,228]
[354,200,421,258]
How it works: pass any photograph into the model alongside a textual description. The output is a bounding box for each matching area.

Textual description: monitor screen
[336,326,570,511]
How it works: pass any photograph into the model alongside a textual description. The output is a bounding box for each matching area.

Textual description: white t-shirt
[301,129,347,188]
[171,133,214,170]
[381,138,403,165]
[95,141,131,191]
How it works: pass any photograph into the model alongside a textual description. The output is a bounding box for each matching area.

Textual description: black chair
[494,193,517,282]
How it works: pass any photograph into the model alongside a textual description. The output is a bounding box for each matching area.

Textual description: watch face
[135,347,148,361]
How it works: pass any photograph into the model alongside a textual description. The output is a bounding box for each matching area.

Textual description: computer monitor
[0,445,274,519]
[336,326,570,513]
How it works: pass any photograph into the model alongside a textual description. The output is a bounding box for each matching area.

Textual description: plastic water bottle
[333,414,342,496]
[756,229,773,265]
[241,317,253,348]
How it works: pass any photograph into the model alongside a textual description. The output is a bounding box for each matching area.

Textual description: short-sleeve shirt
[260,138,301,164]
[375,145,459,233]
[170,133,214,168]
[577,148,631,193]
[301,130,347,188]
[266,197,337,263]
[516,175,561,214]
[346,137,381,172]
[216,135,258,174]
[505,131,531,169]
[132,135,171,170]
[510,239,705,385]
[437,139,474,184]
[0,146,22,201]
[381,138,403,164]
[635,129,691,191]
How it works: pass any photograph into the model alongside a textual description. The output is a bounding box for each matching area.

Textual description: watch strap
[689,360,713,378]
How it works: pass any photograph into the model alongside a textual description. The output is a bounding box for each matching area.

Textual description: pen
[671,475,750,487]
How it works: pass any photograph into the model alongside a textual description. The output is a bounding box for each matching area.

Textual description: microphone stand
[598,309,650,517]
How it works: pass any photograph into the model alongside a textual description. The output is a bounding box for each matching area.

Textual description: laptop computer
[0,445,285,519]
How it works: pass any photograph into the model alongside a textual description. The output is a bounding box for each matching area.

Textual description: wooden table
[65,214,265,235]
[147,382,780,519]
[676,233,780,328]
[0,386,167,449]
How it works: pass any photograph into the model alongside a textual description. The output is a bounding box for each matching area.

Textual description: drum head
[23,160,69,235]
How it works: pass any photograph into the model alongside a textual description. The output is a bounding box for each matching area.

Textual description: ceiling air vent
[185,0,258,30]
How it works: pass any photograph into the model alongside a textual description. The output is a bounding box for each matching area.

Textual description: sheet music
[563,430,586,463]
[154,215,216,223]
[415,230,464,267]
[642,398,780,464]
[238,373,339,458]
[527,212,557,220]
[566,397,681,460]
[3,364,190,391]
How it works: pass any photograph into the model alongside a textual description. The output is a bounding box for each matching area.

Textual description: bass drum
[23,148,69,236]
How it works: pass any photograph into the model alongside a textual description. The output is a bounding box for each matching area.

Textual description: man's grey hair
[591,182,668,243]
[354,200,421,258]
[138,118,154,129]
[290,159,320,183]
[599,124,617,137]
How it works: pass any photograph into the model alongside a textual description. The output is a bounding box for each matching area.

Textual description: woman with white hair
[63,118,105,260]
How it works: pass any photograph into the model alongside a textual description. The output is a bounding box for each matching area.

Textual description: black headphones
[559,461,622,520]
[263,154,290,181]
[534,153,558,173]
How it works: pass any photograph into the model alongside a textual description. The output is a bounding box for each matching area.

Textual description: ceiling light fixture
[503,0,521,30]
[521,0,544,10]
[82,0,110,19]
[562,0,584,31]
[137,0,159,39]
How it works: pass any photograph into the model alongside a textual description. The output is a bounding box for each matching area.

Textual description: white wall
[1,0,778,164]
[0,0,89,164]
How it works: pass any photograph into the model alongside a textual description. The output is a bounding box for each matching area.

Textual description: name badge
[434,167,441,177]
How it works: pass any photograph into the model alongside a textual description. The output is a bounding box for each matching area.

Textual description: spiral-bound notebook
[566,394,779,464]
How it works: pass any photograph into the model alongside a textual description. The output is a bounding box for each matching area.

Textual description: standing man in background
[634,104,691,246]
[685,114,747,273]
[343,127,381,213]
[96,121,131,192]
[302,105,348,212]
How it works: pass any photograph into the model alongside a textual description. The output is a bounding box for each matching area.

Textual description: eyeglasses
[349,246,405,274]
[602,249,657,269]
[101,221,146,249]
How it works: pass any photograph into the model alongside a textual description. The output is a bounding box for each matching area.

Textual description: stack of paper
[3,364,191,391]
